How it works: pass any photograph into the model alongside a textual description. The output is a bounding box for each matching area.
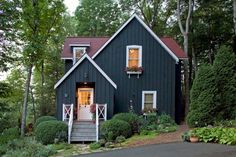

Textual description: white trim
[92,14,179,63]
[126,45,142,68]
[73,47,86,64]
[142,91,157,110]
[54,54,117,89]
[61,57,73,60]
[69,43,90,47]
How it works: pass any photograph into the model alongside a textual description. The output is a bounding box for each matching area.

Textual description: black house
[54,14,187,142]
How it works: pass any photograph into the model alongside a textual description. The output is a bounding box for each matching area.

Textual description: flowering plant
[90,104,96,113]
[125,66,143,72]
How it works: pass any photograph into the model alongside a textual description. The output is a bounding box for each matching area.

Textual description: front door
[77,88,93,121]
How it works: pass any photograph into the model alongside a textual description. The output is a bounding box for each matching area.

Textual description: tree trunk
[192,46,197,78]
[30,86,36,124]
[21,64,33,137]
[40,60,45,115]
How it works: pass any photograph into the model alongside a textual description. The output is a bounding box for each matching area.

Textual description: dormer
[70,43,90,64]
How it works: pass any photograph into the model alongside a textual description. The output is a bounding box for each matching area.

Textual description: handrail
[96,104,107,142]
[68,104,73,144]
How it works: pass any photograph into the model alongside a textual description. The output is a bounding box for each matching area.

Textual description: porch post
[96,104,99,142]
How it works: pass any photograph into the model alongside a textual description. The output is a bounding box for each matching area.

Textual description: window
[142,91,157,111]
[73,47,86,64]
[126,45,142,71]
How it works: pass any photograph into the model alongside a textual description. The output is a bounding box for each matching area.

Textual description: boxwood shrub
[34,116,57,128]
[0,127,19,145]
[112,112,139,133]
[100,119,132,141]
[35,120,67,145]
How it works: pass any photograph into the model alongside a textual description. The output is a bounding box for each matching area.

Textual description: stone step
[72,124,96,129]
[72,128,96,133]
[73,121,95,125]
[71,136,96,142]
[71,132,96,137]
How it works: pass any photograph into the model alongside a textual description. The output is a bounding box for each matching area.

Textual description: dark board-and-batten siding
[94,18,177,118]
[56,59,115,120]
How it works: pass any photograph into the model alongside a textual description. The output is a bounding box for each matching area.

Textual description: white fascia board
[92,14,179,63]
[69,44,90,47]
[54,54,117,89]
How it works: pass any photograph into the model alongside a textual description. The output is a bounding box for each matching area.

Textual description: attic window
[126,45,143,76]
[73,47,86,64]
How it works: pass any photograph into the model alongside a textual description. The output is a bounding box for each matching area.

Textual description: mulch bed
[127,125,189,147]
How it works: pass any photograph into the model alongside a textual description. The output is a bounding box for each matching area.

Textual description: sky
[64,0,80,15]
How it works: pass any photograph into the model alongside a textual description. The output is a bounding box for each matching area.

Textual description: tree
[0,0,21,71]
[75,0,123,36]
[20,0,65,136]
[177,0,194,116]
[119,0,176,36]
[187,45,236,127]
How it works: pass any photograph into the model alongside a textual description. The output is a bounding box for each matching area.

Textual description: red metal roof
[61,36,187,59]
[160,37,187,59]
[61,37,109,58]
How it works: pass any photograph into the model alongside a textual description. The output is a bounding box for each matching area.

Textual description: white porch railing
[62,104,74,144]
[96,104,107,142]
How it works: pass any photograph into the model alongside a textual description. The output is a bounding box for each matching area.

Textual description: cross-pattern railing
[96,104,107,142]
[62,104,74,144]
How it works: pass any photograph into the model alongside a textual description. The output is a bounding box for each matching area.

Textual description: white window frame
[142,91,157,110]
[73,47,86,64]
[126,45,142,68]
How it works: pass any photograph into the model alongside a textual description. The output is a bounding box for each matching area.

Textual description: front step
[70,121,96,142]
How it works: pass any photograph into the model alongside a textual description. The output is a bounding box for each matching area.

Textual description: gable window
[73,47,86,64]
[142,91,157,112]
[126,45,142,73]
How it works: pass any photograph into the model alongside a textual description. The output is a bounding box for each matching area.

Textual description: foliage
[51,142,72,151]
[214,120,236,127]
[115,135,126,144]
[35,120,67,145]
[3,138,56,157]
[105,142,115,148]
[193,127,236,145]
[159,113,176,125]
[75,0,123,36]
[187,64,217,127]
[182,131,190,142]
[34,116,57,128]
[113,112,140,133]
[100,119,132,141]
[89,142,101,150]
[0,127,19,145]
[98,139,106,147]
[188,46,236,127]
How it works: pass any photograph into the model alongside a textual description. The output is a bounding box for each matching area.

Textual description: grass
[122,131,159,146]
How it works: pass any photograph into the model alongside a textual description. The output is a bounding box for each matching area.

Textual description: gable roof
[61,37,109,59]
[54,54,117,89]
[160,37,187,59]
[92,14,182,63]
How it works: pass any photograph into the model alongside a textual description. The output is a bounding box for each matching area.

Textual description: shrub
[35,120,67,145]
[98,139,106,146]
[89,142,101,150]
[0,127,19,145]
[193,127,236,145]
[4,138,56,157]
[159,113,175,125]
[115,135,126,144]
[113,112,139,133]
[100,119,132,141]
[34,116,57,128]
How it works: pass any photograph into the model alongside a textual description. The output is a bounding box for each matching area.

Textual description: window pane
[129,48,139,59]
[128,60,139,67]
[75,49,84,59]
[145,94,153,103]
[144,103,153,110]
[79,91,91,105]
[128,48,139,68]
